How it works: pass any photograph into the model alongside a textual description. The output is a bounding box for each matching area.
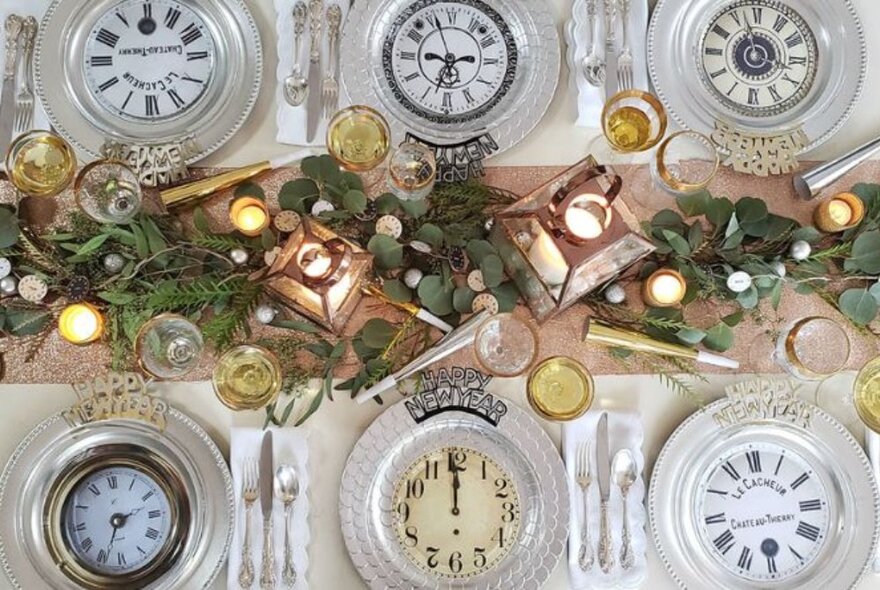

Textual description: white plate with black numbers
[339,381,569,588]
[35,0,262,162]
[649,396,879,589]
[340,0,558,179]
[647,0,865,153]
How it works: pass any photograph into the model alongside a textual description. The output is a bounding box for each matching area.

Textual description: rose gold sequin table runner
[1,161,879,384]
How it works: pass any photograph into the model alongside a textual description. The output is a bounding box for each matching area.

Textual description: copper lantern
[489,156,654,323]
[258,217,373,333]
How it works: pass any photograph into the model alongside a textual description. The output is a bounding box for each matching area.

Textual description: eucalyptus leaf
[676,327,707,345]
[852,183,880,212]
[294,390,324,427]
[839,288,878,326]
[301,154,341,184]
[418,275,454,316]
[662,229,692,256]
[466,240,497,265]
[736,285,759,309]
[375,192,400,214]
[706,197,735,227]
[400,198,429,219]
[234,181,265,200]
[415,223,445,249]
[76,234,110,256]
[0,207,19,249]
[383,279,412,303]
[676,191,711,217]
[342,189,367,214]
[98,291,136,305]
[722,310,744,327]
[704,322,735,352]
[651,210,686,236]
[5,308,51,336]
[870,281,880,304]
[341,171,364,191]
[479,254,505,288]
[261,229,276,251]
[193,207,211,233]
[367,234,404,269]
[279,179,320,213]
[844,230,880,274]
[453,286,476,314]
[724,213,741,240]
[770,280,783,310]
[687,222,704,251]
[735,197,768,224]
[791,226,823,244]
[131,224,149,258]
[362,318,398,348]
[491,282,519,312]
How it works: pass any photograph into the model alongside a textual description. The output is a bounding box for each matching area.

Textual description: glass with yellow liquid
[5,130,77,197]
[854,356,880,433]
[326,105,391,171]
[212,345,283,411]
[527,356,594,421]
[601,90,667,153]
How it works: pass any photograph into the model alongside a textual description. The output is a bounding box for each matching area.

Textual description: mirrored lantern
[256,217,373,334]
[489,156,655,323]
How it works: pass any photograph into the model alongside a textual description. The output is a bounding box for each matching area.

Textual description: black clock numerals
[96,28,120,48]
[795,521,821,542]
[87,483,101,496]
[705,512,726,525]
[145,527,160,540]
[790,472,810,490]
[737,546,752,570]
[145,94,160,117]
[713,529,736,555]
[98,77,119,92]
[116,11,130,27]
[165,7,182,30]
[97,549,109,564]
[746,450,761,473]
[90,55,113,67]
[767,556,777,574]
[81,537,93,552]
[721,461,741,481]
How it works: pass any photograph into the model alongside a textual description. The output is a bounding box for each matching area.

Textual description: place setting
[0,0,880,589]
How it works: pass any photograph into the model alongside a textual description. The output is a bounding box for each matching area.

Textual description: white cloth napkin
[0,1,52,133]
[564,0,650,127]
[275,0,349,146]
[228,427,311,590]
[562,410,647,589]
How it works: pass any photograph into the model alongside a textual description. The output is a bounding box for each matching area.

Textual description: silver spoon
[274,464,300,587]
[283,2,309,106]
[581,0,605,86]
[612,449,637,570]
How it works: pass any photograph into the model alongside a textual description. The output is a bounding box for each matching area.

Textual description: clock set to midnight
[698,442,829,582]
[699,0,817,118]
[82,0,216,122]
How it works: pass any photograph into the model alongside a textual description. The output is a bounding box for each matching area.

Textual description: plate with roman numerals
[649,385,879,589]
[34,0,262,162]
[0,410,233,589]
[647,0,865,154]
[338,374,568,589]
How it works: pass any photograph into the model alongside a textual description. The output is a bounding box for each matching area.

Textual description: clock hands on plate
[452,470,461,515]
[423,53,476,65]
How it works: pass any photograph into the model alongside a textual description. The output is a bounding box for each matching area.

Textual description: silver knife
[597,412,615,573]
[603,0,619,101]
[305,0,324,142]
[259,431,275,589]
[0,15,24,154]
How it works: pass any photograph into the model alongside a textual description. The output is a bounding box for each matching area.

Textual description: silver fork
[616,0,634,90]
[575,441,595,571]
[13,16,36,135]
[239,459,259,589]
[322,4,341,118]
[581,0,604,86]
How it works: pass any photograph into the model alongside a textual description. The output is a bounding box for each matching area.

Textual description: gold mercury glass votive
[642,268,687,308]
[854,355,880,433]
[652,130,720,195]
[326,105,391,172]
[212,344,282,410]
[776,316,851,381]
[527,356,594,421]
[5,130,77,197]
[814,192,865,233]
[601,90,667,153]
[229,196,270,237]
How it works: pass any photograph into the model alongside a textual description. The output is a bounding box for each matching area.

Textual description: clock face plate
[35,0,262,163]
[649,394,879,589]
[339,389,568,589]
[647,0,865,154]
[341,0,558,160]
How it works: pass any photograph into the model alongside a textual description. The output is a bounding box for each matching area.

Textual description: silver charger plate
[647,0,866,154]
[649,398,879,589]
[0,410,234,589]
[35,0,262,164]
[340,0,559,154]
[339,398,569,589]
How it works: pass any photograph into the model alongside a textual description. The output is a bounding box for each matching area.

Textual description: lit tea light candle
[814,192,865,233]
[529,231,568,287]
[563,194,612,241]
[643,268,687,307]
[297,243,334,280]
[58,303,104,345]
[229,196,270,236]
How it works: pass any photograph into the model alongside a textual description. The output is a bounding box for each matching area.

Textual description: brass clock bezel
[43,444,191,589]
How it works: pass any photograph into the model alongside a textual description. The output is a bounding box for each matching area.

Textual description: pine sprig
[201,280,264,351]
[191,233,255,253]
[147,275,249,311]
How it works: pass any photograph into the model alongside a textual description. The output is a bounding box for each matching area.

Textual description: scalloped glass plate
[647,0,865,154]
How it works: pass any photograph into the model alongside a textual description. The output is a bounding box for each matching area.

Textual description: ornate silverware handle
[577,488,594,570]
[3,15,23,81]
[20,17,37,86]
[603,0,617,45]
[794,135,880,200]
[292,3,307,74]
[260,518,276,589]
[585,0,600,48]
[598,499,614,573]
[620,491,634,569]
[327,5,341,74]
[308,0,323,64]
[239,503,255,588]
[281,503,297,586]
[618,0,629,50]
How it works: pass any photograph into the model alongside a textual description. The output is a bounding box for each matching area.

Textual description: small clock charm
[83,0,216,122]
[392,447,521,579]
[699,0,818,118]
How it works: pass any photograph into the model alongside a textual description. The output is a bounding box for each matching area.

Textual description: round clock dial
[383,0,517,124]
[392,446,521,578]
[699,0,817,118]
[697,442,829,582]
[82,0,216,123]
[61,465,173,575]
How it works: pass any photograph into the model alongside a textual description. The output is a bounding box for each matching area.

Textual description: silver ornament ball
[255,304,277,325]
[604,283,626,304]
[102,253,126,274]
[771,260,787,278]
[230,248,250,266]
[789,240,811,261]
[0,276,17,295]
[403,268,424,289]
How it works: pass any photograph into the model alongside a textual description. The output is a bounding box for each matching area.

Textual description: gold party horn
[583,318,738,369]
[160,150,312,209]
[362,284,453,334]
